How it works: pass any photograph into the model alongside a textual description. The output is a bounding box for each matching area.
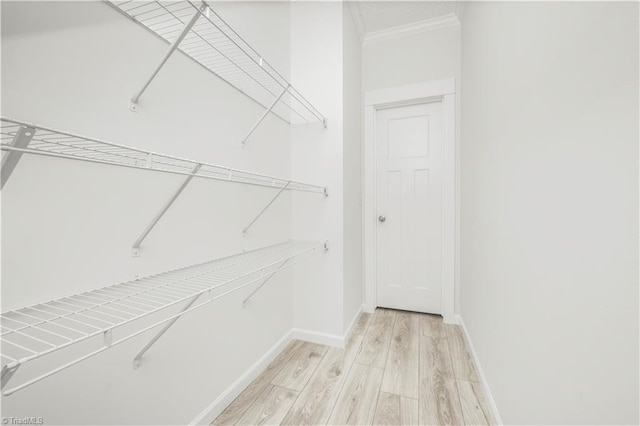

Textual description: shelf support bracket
[243,258,291,306]
[243,180,290,234]
[133,294,201,369]
[241,84,290,146]
[129,2,206,112]
[1,125,35,189]
[132,164,202,256]
[1,365,20,391]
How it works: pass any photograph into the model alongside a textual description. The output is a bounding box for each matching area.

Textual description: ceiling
[354,1,459,34]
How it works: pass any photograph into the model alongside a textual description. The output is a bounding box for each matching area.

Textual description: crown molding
[345,1,366,42]
[455,2,466,23]
[363,13,460,46]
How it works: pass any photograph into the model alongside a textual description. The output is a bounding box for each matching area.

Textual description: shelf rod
[1,125,35,188]
[132,294,200,370]
[0,242,294,363]
[129,2,206,112]
[0,145,325,195]
[131,164,202,256]
[241,84,290,146]
[243,181,290,234]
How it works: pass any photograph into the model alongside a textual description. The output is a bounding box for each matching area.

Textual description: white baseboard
[455,315,503,425]
[343,304,364,342]
[291,327,344,348]
[443,313,459,325]
[189,330,294,426]
[189,313,361,425]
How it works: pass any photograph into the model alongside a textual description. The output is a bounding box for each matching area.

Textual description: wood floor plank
[216,311,491,426]
[400,395,419,425]
[213,340,303,425]
[380,311,420,398]
[445,324,480,382]
[327,362,384,425]
[355,308,397,368]
[419,335,464,425]
[235,384,299,425]
[350,312,372,340]
[457,379,494,426]
[281,335,363,425]
[372,392,400,425]
[421,335,455,380]
[372,392,419,426]
[271,341,328,391]
[420,313,446,338]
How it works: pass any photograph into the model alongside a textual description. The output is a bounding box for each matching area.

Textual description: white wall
[0,2,308,424]
[290,1,345,339]
[342,4,363,333]
[363,26,460,92]
[363,24,462,314]
[460,2,639,424]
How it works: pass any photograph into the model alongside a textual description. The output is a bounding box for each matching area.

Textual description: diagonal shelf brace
[133,294,201,369]
[243,258,291,306]
[0,241,325,396]
[129,2,206,112]
[1,125,35,189]
[243,181,291,234]
[242,84,291,147]
[1,364,20,391]
[132,164,202,256]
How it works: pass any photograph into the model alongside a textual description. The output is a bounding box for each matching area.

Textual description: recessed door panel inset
[376,102,442,314]
[387,114,430,158]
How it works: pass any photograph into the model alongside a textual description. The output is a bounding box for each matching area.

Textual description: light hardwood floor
[213,309,494,426]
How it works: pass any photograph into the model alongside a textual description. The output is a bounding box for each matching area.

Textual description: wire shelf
[0,118,327,194]
[1,240,325,395]
[107,0,326,126]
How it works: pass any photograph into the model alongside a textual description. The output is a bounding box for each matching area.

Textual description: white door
[376,101,443,314]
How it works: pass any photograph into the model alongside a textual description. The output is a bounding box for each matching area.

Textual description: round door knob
[378,215,386,222]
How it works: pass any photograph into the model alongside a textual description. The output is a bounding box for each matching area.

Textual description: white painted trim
[363,13,460,46]
[365,79,455,107]
[363,79,457,320]
[189,324,345,425]
[441,93,456,324]
[291,328,344,349]
[455,315,504,425]
[345,1,365,42]
[343,304,364,341]
[189,329,294,425]
[363,104,377,313]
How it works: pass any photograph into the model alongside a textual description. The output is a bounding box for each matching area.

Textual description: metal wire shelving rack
[1,117,328,255]
[107,0,327,144]
[0,118,326,194]
[1,2,331,397]
[1,240,326,396]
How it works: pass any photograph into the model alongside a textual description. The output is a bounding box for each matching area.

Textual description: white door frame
[363,79,456,323]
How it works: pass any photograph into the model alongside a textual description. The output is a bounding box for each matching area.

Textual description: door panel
[376,102,442,314]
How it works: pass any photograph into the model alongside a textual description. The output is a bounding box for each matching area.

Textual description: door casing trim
[363,79,456,322]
